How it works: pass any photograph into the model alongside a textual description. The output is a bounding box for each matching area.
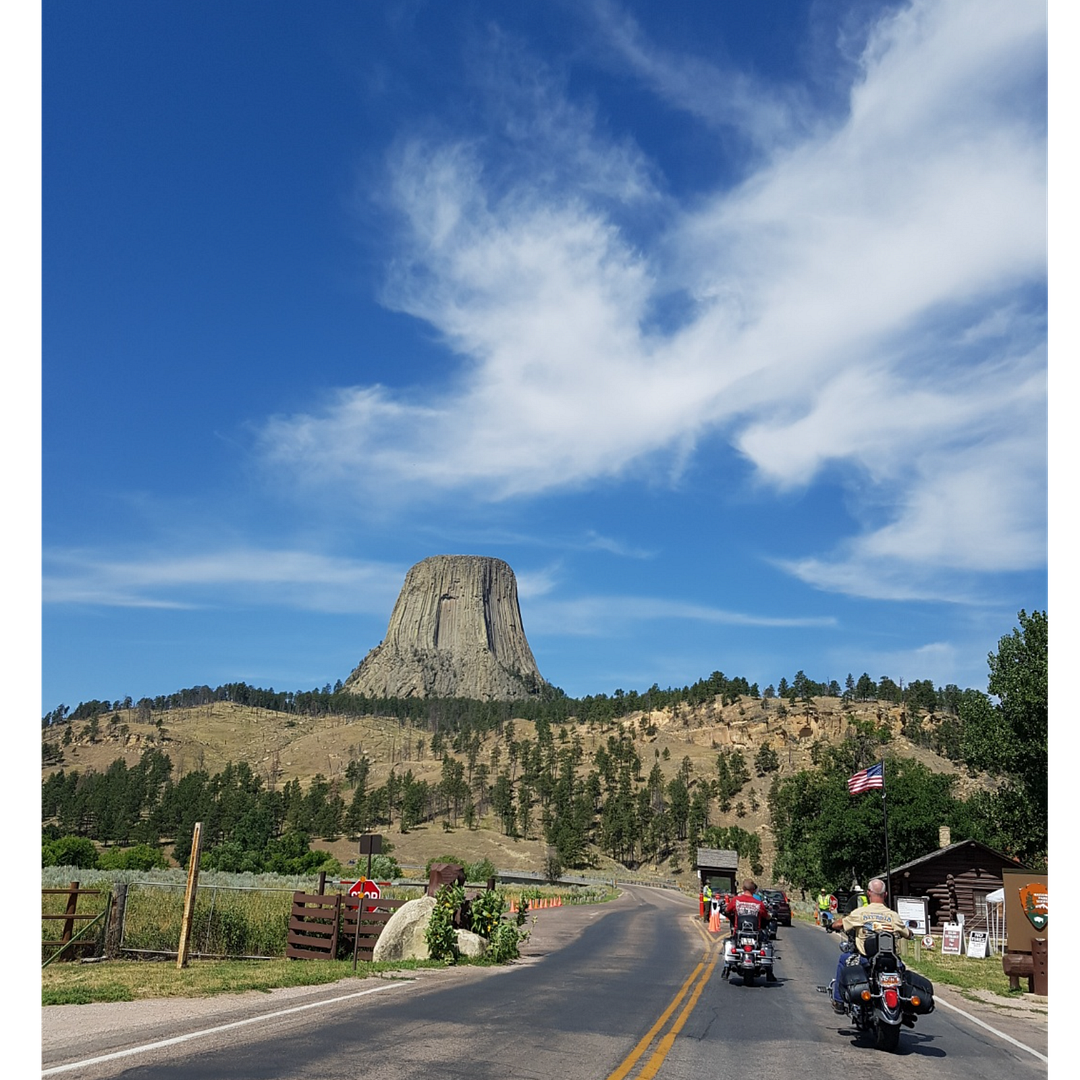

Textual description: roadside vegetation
[903,949,1021,998]
[41,958,440,1006]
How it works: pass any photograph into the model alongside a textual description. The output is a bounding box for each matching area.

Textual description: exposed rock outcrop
[344,555,550,700]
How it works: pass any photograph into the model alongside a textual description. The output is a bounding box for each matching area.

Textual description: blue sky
[40,0,1048,714]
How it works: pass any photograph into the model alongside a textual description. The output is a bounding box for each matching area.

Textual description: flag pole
[881,760,893,907]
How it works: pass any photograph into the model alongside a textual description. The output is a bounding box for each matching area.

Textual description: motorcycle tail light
[743,944,753,952]
[884,989,899,1009]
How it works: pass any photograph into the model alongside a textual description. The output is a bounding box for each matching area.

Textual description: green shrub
[99,844,168,871]
[469,888,505,941]
[489,920,524,963]
[424,882,464,963]
[43,836,99,869]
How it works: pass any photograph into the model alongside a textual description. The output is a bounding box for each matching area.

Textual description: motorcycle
[818,925,935,1052]
[762,900,779,940]
[721,911,777,985]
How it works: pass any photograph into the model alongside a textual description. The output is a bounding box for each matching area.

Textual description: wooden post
[176,822,203,969]
[60,881,80,960]
[1031,938,1048,996]
[106,882,128,959]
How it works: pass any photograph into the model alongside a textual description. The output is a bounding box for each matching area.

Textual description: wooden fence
[42,881,108,966]
[286,891,406,961]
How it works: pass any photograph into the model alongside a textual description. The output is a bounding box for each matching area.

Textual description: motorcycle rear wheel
[742,972,756,986]
[874,1020,900,1052]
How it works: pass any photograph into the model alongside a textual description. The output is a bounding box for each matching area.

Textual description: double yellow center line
[604,944,718,1080]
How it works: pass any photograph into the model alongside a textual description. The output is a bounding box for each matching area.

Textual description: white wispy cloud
[526,595,836,637]
[257,0,1046,601]
[825,640,964,690]
[587,0,810,150]
[43,548,406,614]
[583,531,654,559]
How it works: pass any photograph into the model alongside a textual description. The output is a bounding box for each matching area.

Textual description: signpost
[349,877,383,971]
[350,833,385,971]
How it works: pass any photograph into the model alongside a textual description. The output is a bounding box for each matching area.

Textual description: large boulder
[372,896,437,963]
[454,929,489,959]
[344,555,550,700]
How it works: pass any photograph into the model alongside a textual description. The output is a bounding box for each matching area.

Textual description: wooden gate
[286,892,341,960]
[287,891,407,961]
[42,881,108,966]
[342,896,406,962]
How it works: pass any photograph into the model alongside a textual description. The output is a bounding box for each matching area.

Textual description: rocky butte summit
[343,555,551,701]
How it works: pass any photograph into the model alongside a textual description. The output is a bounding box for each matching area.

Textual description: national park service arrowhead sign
[1019,882,1048,931]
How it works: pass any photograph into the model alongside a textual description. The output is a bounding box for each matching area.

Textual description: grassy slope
[43,695,990,888]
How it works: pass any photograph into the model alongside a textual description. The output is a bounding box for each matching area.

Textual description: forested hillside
[41,611,1047,889]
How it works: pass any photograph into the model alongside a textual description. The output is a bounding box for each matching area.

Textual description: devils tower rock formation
[344,555,550,700]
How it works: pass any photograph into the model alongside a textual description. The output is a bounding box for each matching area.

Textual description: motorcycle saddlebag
[903,971,935,1015]
[838,964,870,1003]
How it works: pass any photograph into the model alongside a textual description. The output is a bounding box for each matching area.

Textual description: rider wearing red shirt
[725,879,771,929]
[724,879,777,982]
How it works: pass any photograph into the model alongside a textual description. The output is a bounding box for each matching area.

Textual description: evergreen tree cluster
[41,611,1047,883]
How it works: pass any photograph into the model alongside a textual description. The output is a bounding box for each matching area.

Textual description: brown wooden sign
[1003,868,1048,952]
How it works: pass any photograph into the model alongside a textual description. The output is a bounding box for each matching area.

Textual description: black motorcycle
[721,911,777,985]
[819,926,934,1051]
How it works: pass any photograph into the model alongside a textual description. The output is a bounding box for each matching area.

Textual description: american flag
[848,761,884,794]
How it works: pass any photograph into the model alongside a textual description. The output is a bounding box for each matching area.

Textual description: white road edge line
[935,993,1048,1064]
[41,980,409,1076]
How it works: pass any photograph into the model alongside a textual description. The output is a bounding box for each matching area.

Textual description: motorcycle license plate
[878,974,901,988]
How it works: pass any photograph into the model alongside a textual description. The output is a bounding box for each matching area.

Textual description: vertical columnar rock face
[343,555,550,700]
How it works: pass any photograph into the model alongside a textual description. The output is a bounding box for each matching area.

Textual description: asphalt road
[41,887,1048,1079]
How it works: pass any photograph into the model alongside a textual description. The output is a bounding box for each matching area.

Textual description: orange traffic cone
[708,908,722,933]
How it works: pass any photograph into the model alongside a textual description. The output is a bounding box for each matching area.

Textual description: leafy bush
[488,919,525,963]
[469,888,505,941]
[201,832,342,877]
[43,836,99,869]
[422,855,495,883]
[99,844,168,871]
[359,853,402,880]
[424,882,464,963]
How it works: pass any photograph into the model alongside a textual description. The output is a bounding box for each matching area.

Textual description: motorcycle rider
[828,877,913,1014]
[724,879,777,982]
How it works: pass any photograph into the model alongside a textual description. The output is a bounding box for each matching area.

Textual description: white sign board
[941,922,963,955]
[966,930,989,958]
[896,896,929,936]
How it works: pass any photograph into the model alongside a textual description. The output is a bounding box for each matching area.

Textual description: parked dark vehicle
[761,889,792,927]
